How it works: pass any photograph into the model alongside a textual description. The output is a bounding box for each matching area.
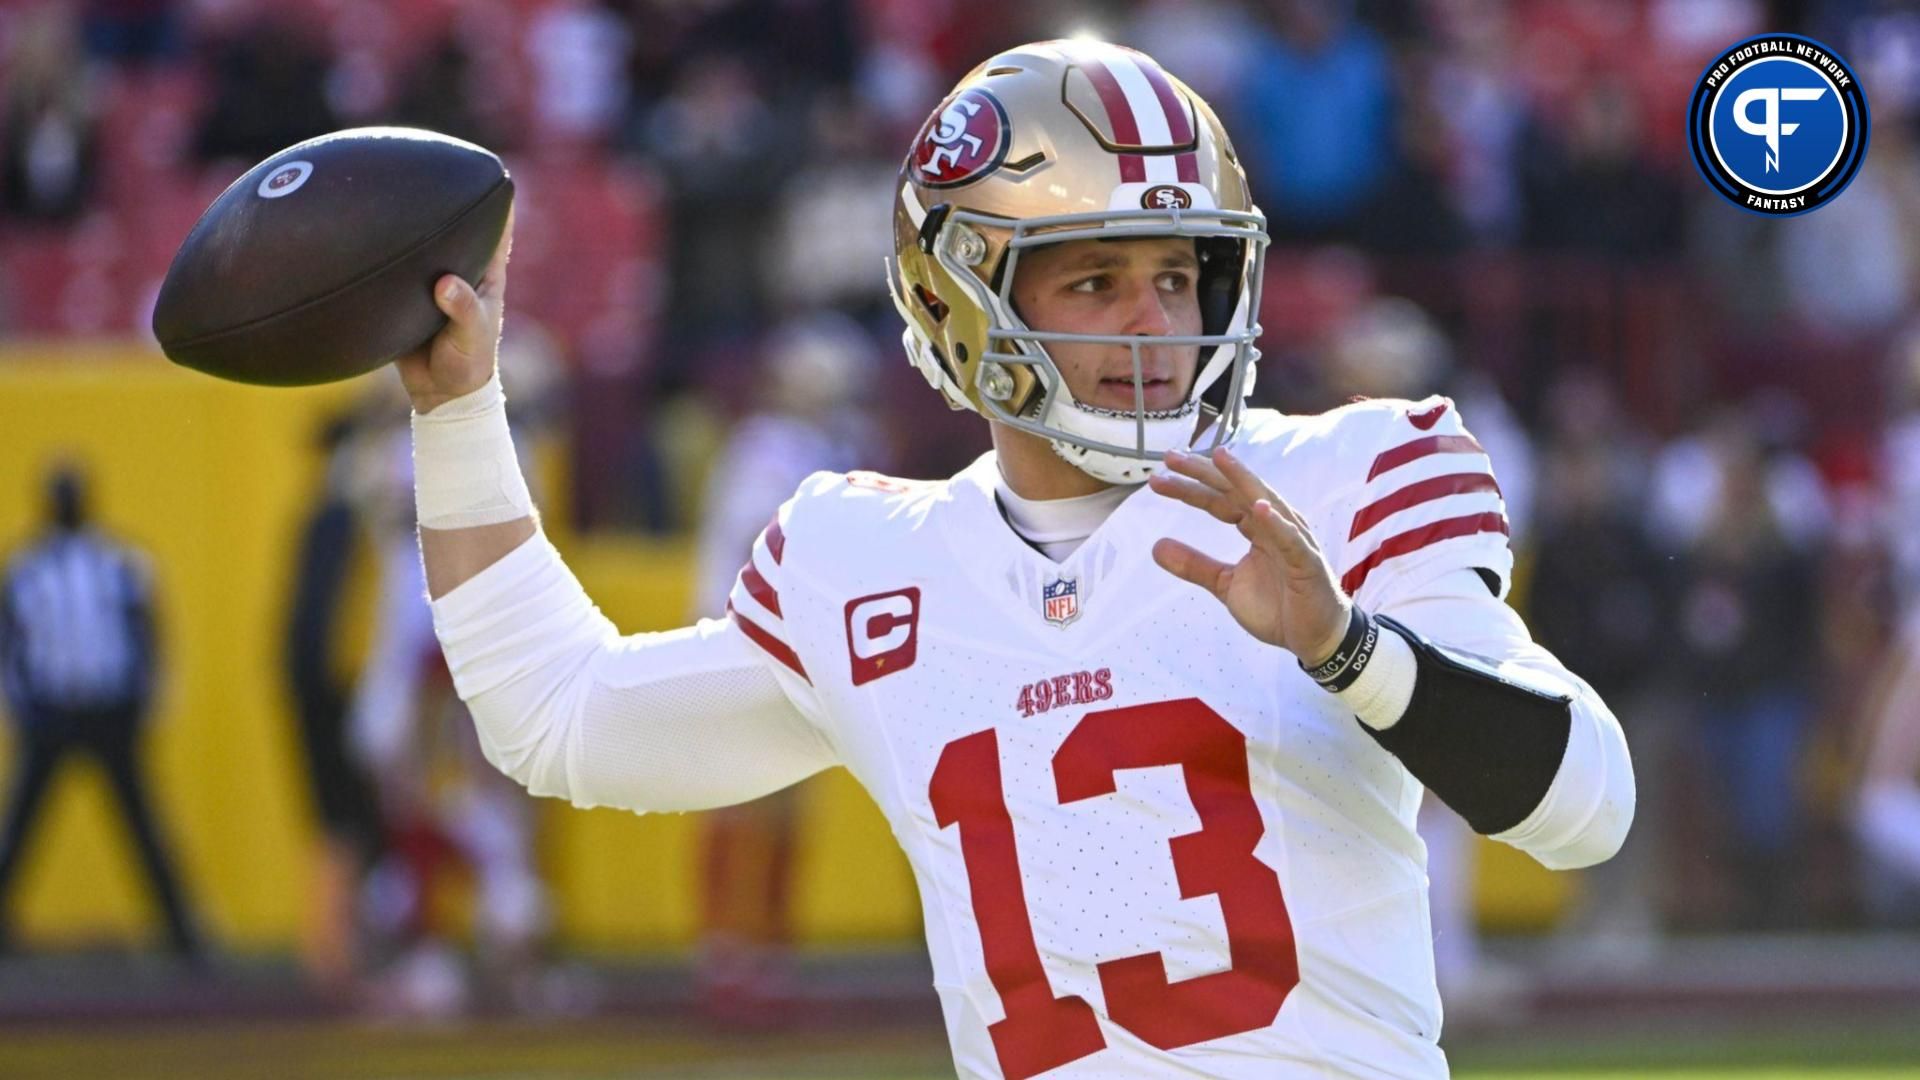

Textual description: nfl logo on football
[1041,577,1080,627]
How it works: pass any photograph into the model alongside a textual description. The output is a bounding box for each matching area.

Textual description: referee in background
[0,463,203,961]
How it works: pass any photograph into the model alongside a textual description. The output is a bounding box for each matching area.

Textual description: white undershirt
[993,473,1137,561]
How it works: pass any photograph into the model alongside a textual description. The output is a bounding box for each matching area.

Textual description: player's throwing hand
[397,207,515,416]
[1149,446,1352,667]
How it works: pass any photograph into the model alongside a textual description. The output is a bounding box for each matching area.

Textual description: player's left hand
[1148,446,1351,667]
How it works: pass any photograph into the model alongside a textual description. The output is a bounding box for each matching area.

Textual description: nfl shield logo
[1041,577,1080,627]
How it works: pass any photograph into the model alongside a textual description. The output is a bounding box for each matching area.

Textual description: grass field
[3,1015,1918,1080]
[1442,1020,1920,1080]
[3,947,1917,1080]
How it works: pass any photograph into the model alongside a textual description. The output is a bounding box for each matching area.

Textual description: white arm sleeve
[428,531,838,813]
[1381,569,1637,871]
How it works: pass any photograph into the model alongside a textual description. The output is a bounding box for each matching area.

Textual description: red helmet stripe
[1134,57,1201,183]
[1136,58,1191,142]
[1080,58,1147,183]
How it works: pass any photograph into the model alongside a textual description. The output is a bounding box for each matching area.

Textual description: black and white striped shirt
[0,531,153,715]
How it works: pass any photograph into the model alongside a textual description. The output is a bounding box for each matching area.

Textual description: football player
[401,41,1633,1079]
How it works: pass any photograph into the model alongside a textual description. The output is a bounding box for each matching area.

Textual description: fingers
[478,204,514,302]
[1163,447,1234,495]
[1166,446,1279,510]
[1165,446,1312,528]
[1210,445,1277,506]
[430,273,492,361]
[1212,446,1316,531]
[433,274,475,318]
[432,201,513,327]
[1152,537,1232,598]
[1147,470,1242,524]
[433,274,480,333]
[1238,499,1317,571]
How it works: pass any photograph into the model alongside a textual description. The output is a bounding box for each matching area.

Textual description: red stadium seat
[498,158,662,369]
[96,68,207,206]
[0,221,136,339]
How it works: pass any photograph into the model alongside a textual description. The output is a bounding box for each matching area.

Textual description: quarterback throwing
[401,41,1633,1080]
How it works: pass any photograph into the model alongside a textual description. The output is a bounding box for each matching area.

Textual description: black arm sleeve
[1361,614,1574,835]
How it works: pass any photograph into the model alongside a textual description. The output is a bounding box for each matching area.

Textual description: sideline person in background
[1855,328,1920,918]
[284,413,387,994]
[689,312,877,1021]
[0,463,203,962]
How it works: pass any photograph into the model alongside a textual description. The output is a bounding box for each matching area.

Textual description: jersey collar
[939,452,1187,645]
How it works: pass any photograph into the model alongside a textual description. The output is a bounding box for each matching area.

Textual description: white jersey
[725,398,1513,1079]
[430,397,1632,1080]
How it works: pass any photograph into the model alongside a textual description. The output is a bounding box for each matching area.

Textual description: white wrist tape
[1338,622,1417,731]
[411,371,535,530]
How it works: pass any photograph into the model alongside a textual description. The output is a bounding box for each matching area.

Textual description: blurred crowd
[8,0,1920,1010]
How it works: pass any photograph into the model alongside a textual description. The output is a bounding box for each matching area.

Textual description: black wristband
[1299,606,1379,693]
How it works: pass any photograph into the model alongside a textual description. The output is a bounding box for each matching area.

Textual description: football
[151,127,513,386]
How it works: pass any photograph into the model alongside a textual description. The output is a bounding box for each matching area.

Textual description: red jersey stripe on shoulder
[1349,472,1503,541]
[1341,512,1510,596]
[1408,400,1450,430]
[728,601,810,683]
[1366,434,1485,482]
[764,518,786,564]
[739,561,781,618]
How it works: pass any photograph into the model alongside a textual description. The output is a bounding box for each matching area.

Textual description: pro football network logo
[1688,34,1868,216]
[910,88,1011,189]
[257,160,313,199]
[1041,577,1080,627]
[845,587,920,686]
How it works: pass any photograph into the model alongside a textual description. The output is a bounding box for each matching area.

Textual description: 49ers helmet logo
[1141,184,1193,210]
[911,89,1011,189]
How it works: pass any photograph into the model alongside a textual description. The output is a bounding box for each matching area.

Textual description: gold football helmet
[886,39,1268,484]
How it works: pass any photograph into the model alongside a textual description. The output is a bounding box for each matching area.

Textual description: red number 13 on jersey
[928,698,1300,1079]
